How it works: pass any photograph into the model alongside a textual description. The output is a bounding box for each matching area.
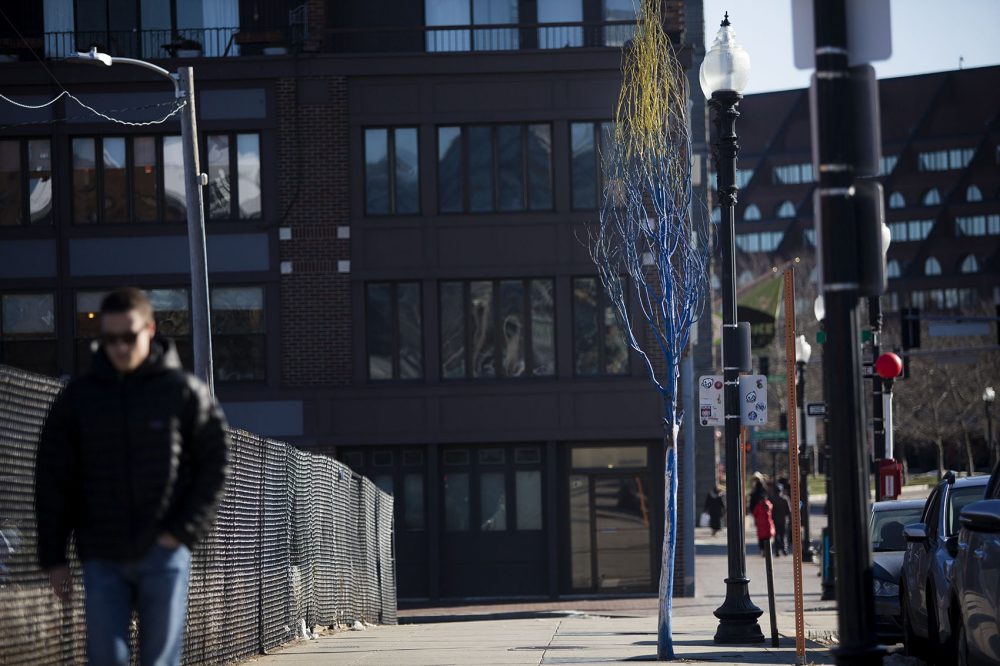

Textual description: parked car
[951,461,1000,665]
[870,499,926,642]
[901,472,989,662]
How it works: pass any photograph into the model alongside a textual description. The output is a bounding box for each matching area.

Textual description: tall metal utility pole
[178,66,214,395]
[812,1,882,663]
[67,50,214,394]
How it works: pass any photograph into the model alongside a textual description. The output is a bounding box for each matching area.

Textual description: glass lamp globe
[795,334,812,365]
[699,13,751,98]
[985,386,996,403]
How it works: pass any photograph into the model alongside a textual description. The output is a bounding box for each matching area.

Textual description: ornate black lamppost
[701,14,764,644]
[795,335,815,562]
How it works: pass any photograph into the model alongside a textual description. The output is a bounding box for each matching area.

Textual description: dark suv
[901,472,988,661]
[951,461,1000,665]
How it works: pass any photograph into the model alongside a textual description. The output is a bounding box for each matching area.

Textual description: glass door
[594,475,651,589]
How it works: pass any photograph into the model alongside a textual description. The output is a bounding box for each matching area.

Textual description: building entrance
[568,446,653,592]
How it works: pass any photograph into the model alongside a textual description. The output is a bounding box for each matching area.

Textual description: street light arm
[108,57,181,98]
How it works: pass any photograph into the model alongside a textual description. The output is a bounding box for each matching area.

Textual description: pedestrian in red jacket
[751,486,775,557]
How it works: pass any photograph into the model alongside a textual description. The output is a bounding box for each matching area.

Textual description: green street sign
[751,429,788,441]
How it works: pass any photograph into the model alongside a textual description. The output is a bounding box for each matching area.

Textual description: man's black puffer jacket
[34,336,230,569]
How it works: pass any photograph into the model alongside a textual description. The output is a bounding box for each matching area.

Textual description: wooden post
[783,268,807,663]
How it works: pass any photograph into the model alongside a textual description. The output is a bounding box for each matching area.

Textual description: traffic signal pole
[812,1,882,663]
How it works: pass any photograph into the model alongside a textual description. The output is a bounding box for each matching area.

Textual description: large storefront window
[70,134,258,224]
[366,282,422,381]
[1,293,57,376]
[572,277,628,376]
[437,124,552,213]
[440,279,554,379]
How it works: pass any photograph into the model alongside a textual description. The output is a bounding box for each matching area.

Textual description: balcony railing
[324,20,641,55]
[25,26,305,61]
[3,20,642,63]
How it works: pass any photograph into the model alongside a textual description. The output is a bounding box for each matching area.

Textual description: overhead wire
[0,8,185,128]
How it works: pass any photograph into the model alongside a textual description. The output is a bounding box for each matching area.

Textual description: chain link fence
[0,365,396,665]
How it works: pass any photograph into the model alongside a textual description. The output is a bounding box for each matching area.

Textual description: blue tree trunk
[657,405,679,659]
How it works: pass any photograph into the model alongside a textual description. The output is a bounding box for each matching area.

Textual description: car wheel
[902,584,928,656]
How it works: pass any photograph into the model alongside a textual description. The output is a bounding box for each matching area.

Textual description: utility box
[878,459,903,500]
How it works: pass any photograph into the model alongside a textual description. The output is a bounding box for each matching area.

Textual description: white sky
[703,0,1000,94]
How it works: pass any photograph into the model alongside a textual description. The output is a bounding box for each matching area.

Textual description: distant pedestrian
[751,485,775,557]
[35,288,230,666]
[703,486,725,536]
[771,483,791,556]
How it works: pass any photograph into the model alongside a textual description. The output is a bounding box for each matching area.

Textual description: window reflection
[480,472,507,530]
[516,470,542,530]
[163,136,186,221]
[27,139,52,225]
[211,286,265,382]
[1,293,57,376]
[404,473,425,530]
[444,472,470,531]
[207,135,231,219]
[133,137,158,222]
[102,137,127,223]
[72,138,98,225]
[0,141,21,226]
[236,134,261,219]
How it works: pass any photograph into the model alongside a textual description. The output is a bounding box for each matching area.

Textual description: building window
[572,277,628,376]
[959,255,979,274]
[878,155,897,176]
[918,148,974,171]
[1,293,57,376]
[886,259,901,279]
[425,0,518,52]
[403,473,425,530]
[956,214,1000,236]
[924,257,942,276]
[516,469,542,529]
[776,201,796,218]
[710,169,754,190]
[364,128,419,216]
[67,0,240,59]
[438,124,552,213]
[743,204,761,222]
[803,228,816,246]
[888,192,905,209]
[366,282,423,381]
[570,121,613,210]
[772,162,813,185]
[966,185,983,202]
[211,286,265,382]
[0,139,52,226]
[443,471,470,531]
[888,220,934,242]
[710,208,721,223]
[205,133,261,220]
[539,0,583,47]
[603,0,637,45]
[440,278,555,379]
[735,231,783,253]
[149,288,192,368]
[70,134,258,224]
[922,188,941,206]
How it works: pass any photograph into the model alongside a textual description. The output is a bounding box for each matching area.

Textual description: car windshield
[870,506,923,551]
[946,484,987,536]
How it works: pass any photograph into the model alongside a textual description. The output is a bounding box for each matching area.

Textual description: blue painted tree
[588,0,710,659]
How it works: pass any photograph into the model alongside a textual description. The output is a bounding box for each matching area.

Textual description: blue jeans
[82,542,192,666]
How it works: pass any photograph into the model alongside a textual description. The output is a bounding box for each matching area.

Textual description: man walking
[35,288,230,666]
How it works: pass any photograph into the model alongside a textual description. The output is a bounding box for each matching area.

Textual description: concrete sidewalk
[243,613,833,665]
[243,514,840,665]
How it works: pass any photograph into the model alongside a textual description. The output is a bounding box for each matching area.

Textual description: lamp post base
[713,577,764,644]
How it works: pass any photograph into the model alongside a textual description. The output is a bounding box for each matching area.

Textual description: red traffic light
[875,352,903,379]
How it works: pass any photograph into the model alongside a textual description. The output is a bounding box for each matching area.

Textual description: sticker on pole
[699,375,723,427]
[739,375,768,426]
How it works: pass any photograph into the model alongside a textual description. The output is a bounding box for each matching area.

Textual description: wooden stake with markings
[783,267,807,663]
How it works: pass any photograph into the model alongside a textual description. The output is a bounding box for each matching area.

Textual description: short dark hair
[100,288,154,323]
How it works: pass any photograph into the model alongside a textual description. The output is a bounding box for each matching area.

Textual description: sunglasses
[100,328,145,347]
